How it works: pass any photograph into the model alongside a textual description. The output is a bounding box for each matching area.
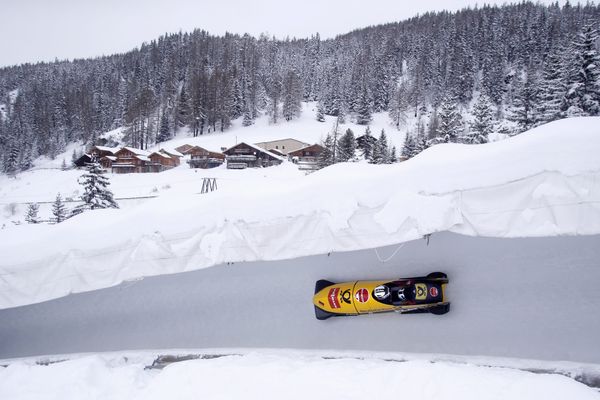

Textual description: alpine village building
[223,142,284,169]
[75,138,323,173]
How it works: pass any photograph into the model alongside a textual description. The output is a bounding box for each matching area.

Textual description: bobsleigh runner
[313,272,449,320]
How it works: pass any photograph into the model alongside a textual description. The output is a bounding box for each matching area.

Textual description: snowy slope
[1,351,599,400]
[0,117,599,309]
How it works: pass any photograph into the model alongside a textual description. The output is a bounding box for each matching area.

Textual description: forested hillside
[0,1,599,174]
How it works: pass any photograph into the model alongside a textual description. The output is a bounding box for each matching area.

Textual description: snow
[0,117,599,309]
[0,351,598,400]
[92,146,119,154]
[122,147,151,156]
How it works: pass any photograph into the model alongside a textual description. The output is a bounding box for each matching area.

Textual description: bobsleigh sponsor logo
[355,288,369,303]
[429,287,439,297]
[328,288,341,309]
[415,283,427,300]
[341,289,352,304]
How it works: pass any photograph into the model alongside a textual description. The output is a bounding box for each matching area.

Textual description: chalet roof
[254,138,310,146]
[288,143,325,156]
[224,142,285,161]
[149,151,171,159]
[121,147,151,157]
[100,156,117,161]
[73,153,93,166]
[175,144,195,153]
[159,148,184,158]
[186,145,223,155]
[91,145,119,155]
[268,148,286,157]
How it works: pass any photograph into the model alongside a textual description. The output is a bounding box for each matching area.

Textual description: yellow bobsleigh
[313,272,449,320]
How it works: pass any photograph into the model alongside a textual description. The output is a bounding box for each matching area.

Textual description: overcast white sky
[1,0,565,67]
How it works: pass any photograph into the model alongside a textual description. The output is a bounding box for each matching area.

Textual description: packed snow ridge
[1,117,599,309]
[1,351,599,400]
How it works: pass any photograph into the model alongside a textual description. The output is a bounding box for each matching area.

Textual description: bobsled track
[1,232,599,363]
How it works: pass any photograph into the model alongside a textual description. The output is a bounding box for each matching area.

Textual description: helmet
[374,285,390,300]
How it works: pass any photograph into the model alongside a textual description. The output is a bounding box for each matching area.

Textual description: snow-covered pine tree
[536,47,567,125]
[415,123,430,155]
[156,112,171,143]
[316,101,325,122]
[318,133,335,169]
[390,146,398,163]
[372,53,391,112]
[465,94,494,144]
[337,106,346,124]
[355,86,372,125]
[175,85,190,128]
[389,83,409,129]
[370,139,382,164]
[508,71,540,133]
[20,143,34,171]
[242,102,254,126]
[52,193,67,223]
[72,160,119,216]
[25,203,40,224]
[566,25,600,116]
[5,142,20,176]
[401,133,416,159]
[370,129,390,164]
[282,70,303,121]
[434,96,463,144]
[338,128,357,162]
[378,129,390,164]
[359,126,375,160]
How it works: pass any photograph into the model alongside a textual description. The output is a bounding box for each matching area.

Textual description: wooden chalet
[356,134,377,152]
[223,142,284,169]
[89,145,119,159]
[184,146,225,169]
[146,151,177,172]
[74,145,119,168]
[73,153,94,168]
[99,155,117,169]
[111,147,152,174]
[289,144,324,171]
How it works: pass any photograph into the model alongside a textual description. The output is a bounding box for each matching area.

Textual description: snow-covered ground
[1,350,599,400]
[0,116,599,309]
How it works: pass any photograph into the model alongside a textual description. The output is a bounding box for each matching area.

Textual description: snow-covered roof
[134,155,150,162]
[150,152,171,159]
[254,138,310,146]
[101,156,117,161]
[92,146,119,155]
[224,142,285,161]
[159,148,184,157]
[123,147,151,157]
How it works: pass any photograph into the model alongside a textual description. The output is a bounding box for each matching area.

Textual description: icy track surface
[2,233,599,364]
[1,117,600,309]
[1,352,599,400]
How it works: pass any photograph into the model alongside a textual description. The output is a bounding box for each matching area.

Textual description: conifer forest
[0,2,599,173]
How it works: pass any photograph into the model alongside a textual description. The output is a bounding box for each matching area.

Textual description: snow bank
[0,117,599,309]
[1,351,598,400]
